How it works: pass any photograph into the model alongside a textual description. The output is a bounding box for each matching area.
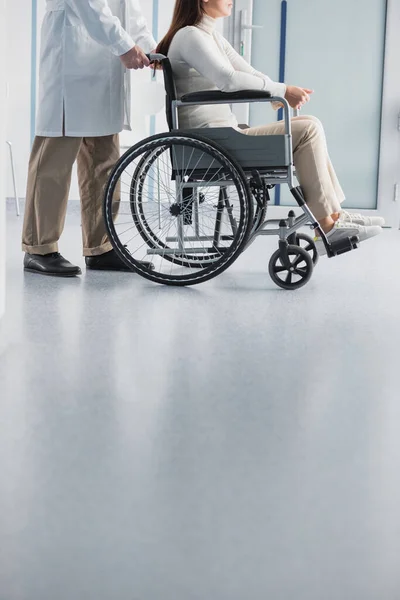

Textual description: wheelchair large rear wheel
[104,132,253,286]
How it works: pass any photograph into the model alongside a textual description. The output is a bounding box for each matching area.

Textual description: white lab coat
[36,0,156,137]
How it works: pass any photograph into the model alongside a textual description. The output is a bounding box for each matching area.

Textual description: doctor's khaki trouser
[22,134,120,257]
[242,115,345,221]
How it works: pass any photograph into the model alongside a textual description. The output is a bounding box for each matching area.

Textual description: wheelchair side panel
[174,128,291,170]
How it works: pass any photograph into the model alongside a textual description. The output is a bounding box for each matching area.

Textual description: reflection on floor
[1,209,400,600]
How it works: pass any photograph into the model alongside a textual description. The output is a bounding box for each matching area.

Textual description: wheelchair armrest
[180,90,272,103]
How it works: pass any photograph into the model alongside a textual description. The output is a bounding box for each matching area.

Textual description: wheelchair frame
[103,53,359,289]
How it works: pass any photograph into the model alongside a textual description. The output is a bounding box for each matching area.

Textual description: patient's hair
[156,0,204,56]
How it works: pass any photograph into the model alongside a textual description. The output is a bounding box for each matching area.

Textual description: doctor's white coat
[36,0,156,137]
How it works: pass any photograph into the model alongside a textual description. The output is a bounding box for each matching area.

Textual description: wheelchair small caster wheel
[295,233,319,265]
[269,244,313,290]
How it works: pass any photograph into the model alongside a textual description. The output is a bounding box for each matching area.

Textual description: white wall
[1,0,7,322]
[5,0,32,201]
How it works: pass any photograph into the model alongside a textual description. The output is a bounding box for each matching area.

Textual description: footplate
[326,235,359,257]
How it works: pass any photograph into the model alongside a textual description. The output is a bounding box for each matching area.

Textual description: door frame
[375,0,400,228]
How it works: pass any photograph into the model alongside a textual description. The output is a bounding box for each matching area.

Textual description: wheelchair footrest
[327,235,359,257]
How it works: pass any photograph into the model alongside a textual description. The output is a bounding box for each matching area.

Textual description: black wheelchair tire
[269,245,314,290]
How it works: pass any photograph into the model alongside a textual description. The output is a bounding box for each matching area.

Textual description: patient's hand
[285,86,314,109]
[120,46,150,70]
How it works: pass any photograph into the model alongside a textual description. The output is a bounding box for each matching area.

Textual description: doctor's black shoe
[24,253,82,277]
[85,249,155,272]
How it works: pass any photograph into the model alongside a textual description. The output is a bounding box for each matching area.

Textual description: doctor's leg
[77,134,120,257]
[78,135,155,271]
[22,136,82,255]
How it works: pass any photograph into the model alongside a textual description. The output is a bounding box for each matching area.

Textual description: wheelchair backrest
[160,58,177,131]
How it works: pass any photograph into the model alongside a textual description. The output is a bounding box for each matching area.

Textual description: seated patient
[157,0,384,252]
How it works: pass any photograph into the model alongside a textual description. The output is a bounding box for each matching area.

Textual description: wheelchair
[103,54,359,290]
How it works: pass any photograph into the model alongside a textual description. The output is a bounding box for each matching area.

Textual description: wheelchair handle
[146,53,167,63]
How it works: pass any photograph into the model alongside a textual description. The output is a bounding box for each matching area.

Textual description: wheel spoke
[285,272,292,285]
[293,255,306,269]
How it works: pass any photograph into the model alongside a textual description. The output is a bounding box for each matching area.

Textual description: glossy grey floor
[1,208,400,600]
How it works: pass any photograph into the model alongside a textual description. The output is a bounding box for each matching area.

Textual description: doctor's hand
[285,86,314,110]
[120,46,150,70]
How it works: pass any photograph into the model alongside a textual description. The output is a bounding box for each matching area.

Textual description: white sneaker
[339,209,385,227]
[314,220,382,256]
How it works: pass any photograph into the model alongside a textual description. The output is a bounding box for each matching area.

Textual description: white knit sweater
[168,14,287,129]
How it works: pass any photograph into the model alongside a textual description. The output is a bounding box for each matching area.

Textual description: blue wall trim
[30,0,38,145]
[278,1,288,88]
[149,0,159,136]
[275,0,288,206]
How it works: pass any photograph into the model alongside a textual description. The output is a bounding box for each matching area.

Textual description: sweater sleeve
[177,27,281,94]
[65,0,135,56]
[219,34,287,98]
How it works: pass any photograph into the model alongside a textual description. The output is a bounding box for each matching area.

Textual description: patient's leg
[292,115,345,208]
[243,118,342,232]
